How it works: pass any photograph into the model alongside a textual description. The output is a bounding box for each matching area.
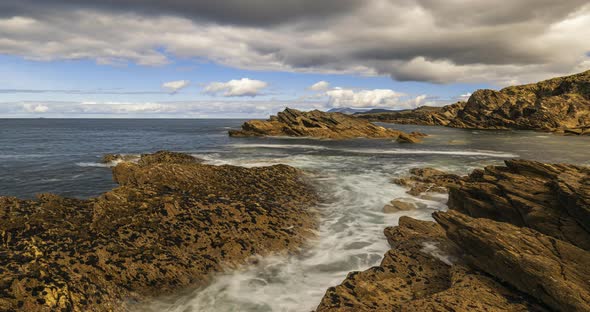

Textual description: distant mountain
[326,107,370,114]
[353,108,395,115]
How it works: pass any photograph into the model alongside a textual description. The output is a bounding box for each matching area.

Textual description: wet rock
[395,131,427,143]
[358,70,590,134]
[100,153,138,164]
[434,210,590,312]
[229,107,423,141]
[0,151,318,311]
[382,199,425,213]
[316,217,546,312]
[392,167,464,196]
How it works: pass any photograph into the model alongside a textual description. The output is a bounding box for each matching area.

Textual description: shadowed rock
[0,151,318,311]
[229,108,425,141]
[434,210,590,312]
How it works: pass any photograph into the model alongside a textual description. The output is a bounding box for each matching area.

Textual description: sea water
[1,119,589,311]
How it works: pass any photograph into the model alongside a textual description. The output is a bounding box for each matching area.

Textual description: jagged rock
[100,153,138,164]
[395,131,427,143]
[382,199,425,213]
[434,210,590,312]
[229,108,424,141]
[0,152,318,311]
[447,159,590,250]
[392,167,464,196]
[358,70,590,134]
[316,217,547,312]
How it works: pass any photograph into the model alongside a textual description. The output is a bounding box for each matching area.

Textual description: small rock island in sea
[229,107,427,143]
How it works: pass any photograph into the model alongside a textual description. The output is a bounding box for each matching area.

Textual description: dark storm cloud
[0,0,362,26]
[0,0,589,84]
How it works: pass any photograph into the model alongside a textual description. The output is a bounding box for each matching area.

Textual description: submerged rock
[0,151,318,311]
[358,70,590,135]
[229,107,425,141]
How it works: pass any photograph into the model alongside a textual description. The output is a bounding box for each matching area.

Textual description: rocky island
[229,108,426,142]
[358,70,590,135]
[316,160,590,311]
[0,151,318,311]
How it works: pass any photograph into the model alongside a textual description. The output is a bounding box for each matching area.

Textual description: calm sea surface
[1,118,589,311]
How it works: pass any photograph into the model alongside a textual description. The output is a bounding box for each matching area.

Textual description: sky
[1,0,589,118]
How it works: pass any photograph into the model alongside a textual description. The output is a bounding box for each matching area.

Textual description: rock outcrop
[317,159,590,312]
[358,70,590,135]
[0,151,318,311]
[316,217,548,312]
[229,108,425,141]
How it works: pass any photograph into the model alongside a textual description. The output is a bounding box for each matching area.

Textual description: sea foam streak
[140,154,447,312]
[232,143,518,158]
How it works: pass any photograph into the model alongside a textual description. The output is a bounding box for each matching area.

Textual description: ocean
[2,118,590,311]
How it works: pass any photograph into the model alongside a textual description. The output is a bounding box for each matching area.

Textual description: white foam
[231,143,329,151]
[139,154,446,312]
[231,143,518,158]
[420,241,456,265]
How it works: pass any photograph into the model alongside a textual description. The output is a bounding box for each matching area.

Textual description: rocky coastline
[0,151,318,311]
[316,160,590,311]
[229,107,426,142]
[358,70,590,135]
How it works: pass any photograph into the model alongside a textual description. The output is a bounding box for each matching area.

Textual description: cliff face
[0,151,318,311]
[229,108,426,142]
[358,70,590,134]
[316,160,590,312]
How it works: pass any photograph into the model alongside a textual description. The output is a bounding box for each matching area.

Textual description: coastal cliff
[316,160,590,311]
[229,108,426,142]
[358,70,590,135]
[0,151,318,311]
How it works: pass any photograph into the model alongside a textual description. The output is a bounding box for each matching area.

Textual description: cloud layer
[203,78,268,97]
[0,1,589,85]
[162,80,190,94]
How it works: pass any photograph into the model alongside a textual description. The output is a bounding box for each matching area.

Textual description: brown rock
[316,217,546,312]
[393,167,464,196]
[382,199,425,213]
[447,159,590,250]
[434,210,590,312]
[0,151,318,311]
[229,107,422,141]
[358,70,590,134]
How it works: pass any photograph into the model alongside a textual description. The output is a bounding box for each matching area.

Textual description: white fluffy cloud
[308,81,330,91]
[203,78,268,97]
[161,80,190,94]
[0,1,588,84]
[325,88,426,109]
[22,103,49,113]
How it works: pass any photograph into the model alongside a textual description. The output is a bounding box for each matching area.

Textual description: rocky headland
[0,151,318,311]
[229,107,426,142]
[358,70,590,135]
[316,160,590,311]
